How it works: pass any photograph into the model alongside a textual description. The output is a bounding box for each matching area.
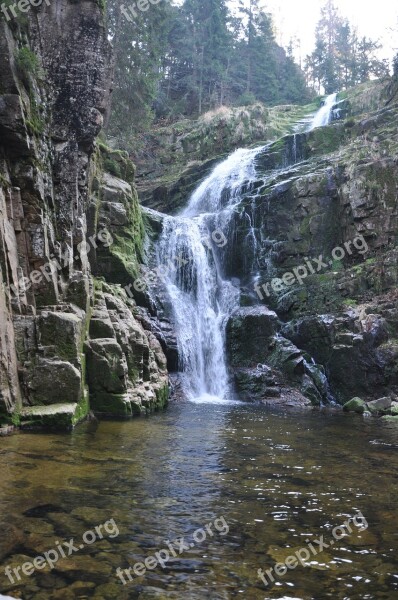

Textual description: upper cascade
[308,93,338,131]
[183,146,264,218]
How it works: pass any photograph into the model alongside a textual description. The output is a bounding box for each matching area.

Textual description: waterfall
[156,147,264,401]
[156,96,339,403]
[308,93,337,131]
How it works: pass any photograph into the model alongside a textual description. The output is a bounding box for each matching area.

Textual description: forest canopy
[105,0,394,148]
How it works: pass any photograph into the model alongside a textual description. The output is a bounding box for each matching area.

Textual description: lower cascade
[155,96,338,402]
[156,149,260,401]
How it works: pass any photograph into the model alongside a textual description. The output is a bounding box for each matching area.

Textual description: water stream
[156,147,264,402]
[156,94,338,402]
[308,93,338,130]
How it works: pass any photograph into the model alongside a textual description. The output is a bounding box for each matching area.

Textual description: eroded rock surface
[0,2,168,429]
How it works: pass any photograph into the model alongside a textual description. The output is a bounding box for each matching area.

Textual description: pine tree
[106,0,312,143]
[160,0,232,116]
[306,0,390,93]
[105,0,172,147]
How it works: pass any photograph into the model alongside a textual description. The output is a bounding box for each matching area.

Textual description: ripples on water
[0,402,398,599]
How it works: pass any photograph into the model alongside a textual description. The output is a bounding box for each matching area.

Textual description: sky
[265,0,397,65]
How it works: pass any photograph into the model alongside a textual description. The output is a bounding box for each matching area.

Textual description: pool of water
[0,402,398,599]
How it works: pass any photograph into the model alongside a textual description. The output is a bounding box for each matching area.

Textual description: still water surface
[0,402,398,599]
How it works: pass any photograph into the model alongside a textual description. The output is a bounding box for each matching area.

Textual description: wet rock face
[0,2,169,428]
[226,306,280,368]
[85,285,168,417]
[0,1,112,424]
[226,307,329,406]
[281,296,398,404]
[222,96,398,406]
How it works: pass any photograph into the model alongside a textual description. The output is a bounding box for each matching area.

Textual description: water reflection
[0,403,397,599]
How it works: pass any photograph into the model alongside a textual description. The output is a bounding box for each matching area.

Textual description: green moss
[331,259,344,272]
[308,123,347,156]
[0,1,28,26]
[344,80,385,116]
[0,174,10,188]
[73,386,90,426]
[343,298,358,307]
[15,47,43,87]
[343,397,366,413]
[300,215,311,236]
[26,92,45,135]
[103,158,122,178]
[155,384,169,411]
[0,407,21,428]
[97,142,136,186]
[91,392,142,417]
[20,403,86,431]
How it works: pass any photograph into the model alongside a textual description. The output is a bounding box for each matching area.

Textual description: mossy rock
[391,402,398,416]
[91,392,142,417]
[366,396,392,415]
[343,397,366,414]
[20,402,88,430]
[98,143,136,186]
[155,384,169,410]
[381,415,398,422]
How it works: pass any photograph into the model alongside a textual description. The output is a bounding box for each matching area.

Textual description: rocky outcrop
[226,306,330,406]
[221,84,398,406]
[86,283,168,417]
[0,2,169,430]
[136,103,317,214]
[136,81,398,409]
[281,294,398,404]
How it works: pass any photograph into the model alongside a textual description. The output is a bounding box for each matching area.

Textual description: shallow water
[1,402,398,600]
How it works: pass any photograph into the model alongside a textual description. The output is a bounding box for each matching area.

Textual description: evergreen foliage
[106,0,393,149]
[105,0,311,147]
[305,0,390,93]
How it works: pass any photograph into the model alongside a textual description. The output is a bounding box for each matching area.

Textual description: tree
[158,0,232,116]
[306,0,390,92]
[106,0,312,145]
[105,0,173,148]
[228,2,310,106]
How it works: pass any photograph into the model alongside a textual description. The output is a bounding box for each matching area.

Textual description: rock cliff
[0,1,168,431]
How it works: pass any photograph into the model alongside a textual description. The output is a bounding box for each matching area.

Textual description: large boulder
[226,306,279,367]
[28,359,82,406]
[366,396,392,415]
[343,397,366,414]
[226,306,327,405]
[85,284,169,417]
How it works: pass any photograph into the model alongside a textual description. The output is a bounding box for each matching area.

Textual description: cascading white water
[156,96,339,403]
[183,147,262,218]
[156,147,264,402]
[308,92,337,130]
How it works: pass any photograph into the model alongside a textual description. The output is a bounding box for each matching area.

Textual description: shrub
[15,47,43,82]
